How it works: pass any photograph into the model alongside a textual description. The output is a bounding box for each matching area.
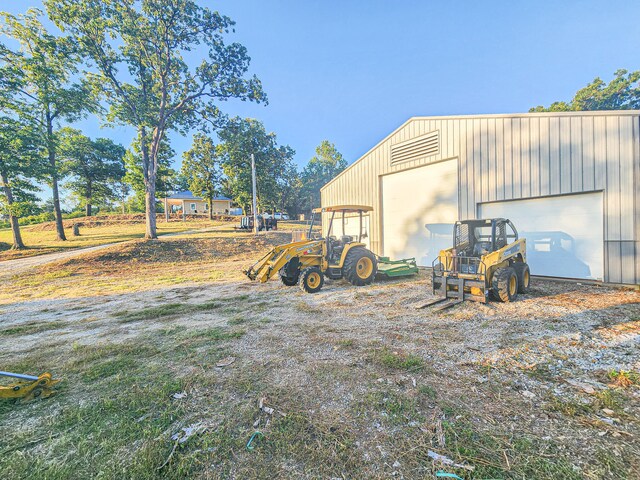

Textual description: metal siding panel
[570,116,583,192]
[539,117,551,196]
[468,119,476,217]
[635,118,640,247]
[559,117,572,194]
[530,117,540,197]
[619,116,634,240]
[487,118,496,202]
[496,118,505,201]
[582,116,595,192]
[606,116,621,241]
[620,241,636,284]
[549,117,561,195]
[459,119,469,219]
[503,118,513,199]
[594,116,608,191]
[512,118,522,198]
[521,117,531,198]
[606,241,622,284]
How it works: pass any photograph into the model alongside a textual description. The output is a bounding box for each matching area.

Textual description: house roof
[166,191,231,201]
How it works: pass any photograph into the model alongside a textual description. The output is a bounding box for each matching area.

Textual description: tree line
[0,2,347,250]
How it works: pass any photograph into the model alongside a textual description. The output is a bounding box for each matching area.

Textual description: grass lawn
[0,218,227,261]
[1,229,638,479]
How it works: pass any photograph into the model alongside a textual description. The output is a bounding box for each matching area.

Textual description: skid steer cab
[431,218,530,306]
[244,205,377,293]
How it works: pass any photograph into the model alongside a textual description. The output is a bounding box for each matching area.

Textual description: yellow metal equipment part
[244,205,378,293]
[431,218,529,306]
[0,372,61,401]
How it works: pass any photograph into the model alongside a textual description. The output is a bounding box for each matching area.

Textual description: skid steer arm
[244,240,322,283]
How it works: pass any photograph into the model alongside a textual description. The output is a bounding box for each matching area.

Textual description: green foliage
[1,8,95,241]
[218,117,295,214]
[181,134,221,218]
[46,0,266,238]
[58,127,125,216]
[300,140,347,211]
[531,69,640,112]
[123,135,177,212]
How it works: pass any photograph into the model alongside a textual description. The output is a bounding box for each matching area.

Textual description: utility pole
[251,153,258,235]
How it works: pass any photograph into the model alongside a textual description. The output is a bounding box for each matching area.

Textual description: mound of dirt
[28,214,237,232]
[52,232,291,270]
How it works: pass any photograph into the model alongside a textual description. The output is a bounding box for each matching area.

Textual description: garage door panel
[382,160,458,266]
[479,193,603,280]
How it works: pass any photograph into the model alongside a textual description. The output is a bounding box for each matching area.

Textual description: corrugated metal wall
[321,111,640,284]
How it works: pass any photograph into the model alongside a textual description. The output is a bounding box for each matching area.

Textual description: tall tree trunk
[47,117,66,241]
[140,127,158,239]
[209,196,213,220]
[0,171,25,250]
[85,182,92,216]
[145,186,157,238]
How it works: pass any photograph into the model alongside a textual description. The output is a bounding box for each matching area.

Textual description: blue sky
[2,0,640,178]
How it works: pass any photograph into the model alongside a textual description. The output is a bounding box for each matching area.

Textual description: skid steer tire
[491,267,518,302]
[343,248,377,286]
[299,267,324,293]
[512,262,530,294]
[279,270,299,286]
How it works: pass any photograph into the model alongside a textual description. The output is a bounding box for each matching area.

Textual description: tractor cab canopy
[454,218,518,257]
[308,205,372,243]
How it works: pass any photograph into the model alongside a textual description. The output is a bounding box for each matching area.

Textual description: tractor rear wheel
[299,267,324,293]
[512,262,530,294]
[343,248,377,286]
[491,267,518,302]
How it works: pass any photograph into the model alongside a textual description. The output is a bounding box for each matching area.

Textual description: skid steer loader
[423,218,530,311]
[244,205,378,293]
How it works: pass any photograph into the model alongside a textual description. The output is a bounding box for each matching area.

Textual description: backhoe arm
[244,240,322,283]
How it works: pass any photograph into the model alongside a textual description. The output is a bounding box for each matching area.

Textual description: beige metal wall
[320,111,640,284]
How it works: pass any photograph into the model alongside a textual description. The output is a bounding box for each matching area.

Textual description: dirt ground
[1,228,638,479]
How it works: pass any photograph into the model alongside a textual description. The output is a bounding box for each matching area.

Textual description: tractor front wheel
[279,269,299,286]
[299,267,324,293]
[491,267,518,302]
[512,262,530,294]
[343,248,377,286]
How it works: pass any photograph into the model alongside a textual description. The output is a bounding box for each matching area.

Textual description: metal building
[321,111,640,285]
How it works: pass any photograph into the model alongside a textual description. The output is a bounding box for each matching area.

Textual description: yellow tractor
[244,205,378,293]
[425,218,530,310]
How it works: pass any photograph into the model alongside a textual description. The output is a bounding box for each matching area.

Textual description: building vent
[390,130,439,166]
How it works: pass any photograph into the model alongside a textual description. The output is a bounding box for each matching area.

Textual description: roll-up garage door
[478,192,604,280]
[381,159,458,266]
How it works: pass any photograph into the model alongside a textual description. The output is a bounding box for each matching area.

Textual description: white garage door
[478,192,604,280]
[382,159,458,266]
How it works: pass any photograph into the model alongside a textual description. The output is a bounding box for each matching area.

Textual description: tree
[218,117,295,214]
[0,117,44,249]
[123,135,177,212]
[58,128,125,216]
[0,42,45,249]
[1,9,95,241]
[530,69,640,112]
[300,140,347,211]
[46,0,266,239]
[181,134,221,220]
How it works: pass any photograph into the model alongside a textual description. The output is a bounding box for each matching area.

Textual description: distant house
[163,191,232,215]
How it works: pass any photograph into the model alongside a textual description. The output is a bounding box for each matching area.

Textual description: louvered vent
[390,130,439,166]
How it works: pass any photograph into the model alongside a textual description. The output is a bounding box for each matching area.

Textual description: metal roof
[166,191,231,201]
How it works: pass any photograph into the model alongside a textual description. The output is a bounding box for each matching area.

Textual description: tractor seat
[341,235,353,244]
[473,242,491,256]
